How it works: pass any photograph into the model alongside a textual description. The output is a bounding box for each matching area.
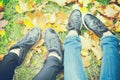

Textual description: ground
[0,0,120,80]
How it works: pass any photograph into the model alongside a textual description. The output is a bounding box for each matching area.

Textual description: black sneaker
[67,9,82,34]
[44,28,63,63]
[9,27,41,66]
[83,14,112,38]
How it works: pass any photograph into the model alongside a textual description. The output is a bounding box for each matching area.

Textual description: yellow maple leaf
[54,24,67,32]
[8,40,15,47]
[56,11,68,24]
[41,46,47,55]
[80,7,89,14]
[0,1,3,7]
[118,0,120,4]
[116,26,120,32]
[15,0,35,13]
[23,18,34,27]
[0,29,5,37]
[15,5,23,13]
[97,60,101,66]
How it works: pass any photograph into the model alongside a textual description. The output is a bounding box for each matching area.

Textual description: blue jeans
[64,35,120,80]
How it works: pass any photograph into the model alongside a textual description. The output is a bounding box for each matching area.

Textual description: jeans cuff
[100,35,118,41]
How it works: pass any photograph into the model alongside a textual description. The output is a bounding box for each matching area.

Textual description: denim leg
[64,36,87,80]
[100,36,120,80]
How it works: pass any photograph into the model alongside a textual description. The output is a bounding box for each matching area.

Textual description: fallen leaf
[56,11,68,24]
[51,0,75,6]
[80,7,89,14]
[41,46,47,55]
[15,4,23,13]
[0,29,5,37]
[104,4,119,18]
[97,60,101,66]
[8,40,15,47]
[54,24,67,32]
[81,49,89,57]
[17,19,23,24]
[115,26,120,32]
[23,18,34,27]
[82,55,91,67]
[92,46,102,60]
[0,20,8,28]
[118,0,120,4]
[25,53,33,65]
[50,13,56,23]
[0,54,4,61]
[0,12,4,20]
[0,1,4,11]
[26,12,35,20]
[15,0,35,13]
[80,32,92,50]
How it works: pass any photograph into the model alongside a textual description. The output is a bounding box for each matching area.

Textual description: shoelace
[68,15,80,29]
[45,35,60,51]
[92,19,107,32]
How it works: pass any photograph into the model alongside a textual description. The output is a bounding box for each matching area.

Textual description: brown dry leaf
[32,39,44,51]
[26,12,35,20]
[37,1,48,11]
[34,11,47,30]
[56,11,68,24]
[80,32,92,50]
[0,54,4,61]
[25,53,33,65]
[97,4,120,18]
[0,12,4,20]
[0,20,8,28]
[82,55,91,67]
[0,1,4,11]
[96,13,114,28]
[51,0,76,6]
[17,19,23,24]
[104,4,119,18]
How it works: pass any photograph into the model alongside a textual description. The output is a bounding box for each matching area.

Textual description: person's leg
[33,28,63,80]
[64,9,87,80]
[100,35,120,80]
[0,53,19,80]
[0,27,41,80]
[83,14,120,80]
